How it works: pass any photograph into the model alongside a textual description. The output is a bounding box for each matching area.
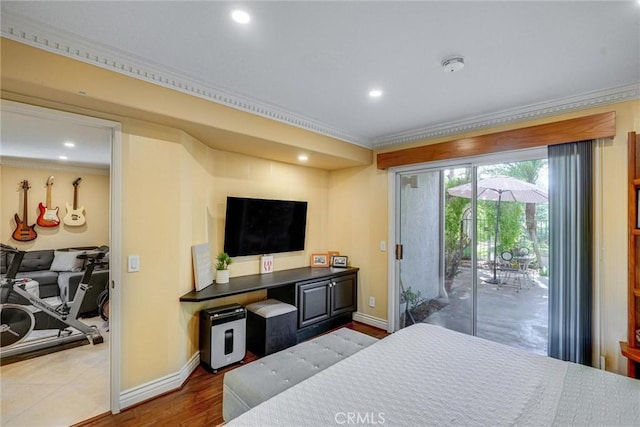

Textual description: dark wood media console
[180,267,359,341]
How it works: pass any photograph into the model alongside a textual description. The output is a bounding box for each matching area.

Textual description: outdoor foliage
[400,286,424,309]
[495,160,547,267]
[444,159,547,283]
[444,176,471,285]
[478,200,523,253]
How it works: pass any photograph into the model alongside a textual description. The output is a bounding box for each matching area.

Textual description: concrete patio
[406,262,549,356]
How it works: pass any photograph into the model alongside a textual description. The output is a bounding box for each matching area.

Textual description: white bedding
[228,323,640,426]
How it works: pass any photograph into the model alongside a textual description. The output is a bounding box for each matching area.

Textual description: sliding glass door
[397,166,473,335]
[395,155,549,355]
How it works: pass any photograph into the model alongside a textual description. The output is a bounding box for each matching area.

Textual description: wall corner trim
[352,312,388,331]
[119,351,200,410]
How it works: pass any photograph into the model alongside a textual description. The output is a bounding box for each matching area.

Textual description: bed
[227,323,640,426]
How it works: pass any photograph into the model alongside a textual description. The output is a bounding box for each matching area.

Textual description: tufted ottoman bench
[223,327,378,422]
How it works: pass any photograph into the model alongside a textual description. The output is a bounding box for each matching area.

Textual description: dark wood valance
[376,111,616,169]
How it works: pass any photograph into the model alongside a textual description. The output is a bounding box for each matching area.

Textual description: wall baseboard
[352,312,388,331]
[120,351,200,410]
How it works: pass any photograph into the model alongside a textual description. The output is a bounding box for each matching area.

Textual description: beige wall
[118,119,330,389]
[328,165,389,320]
[0,165,109,250]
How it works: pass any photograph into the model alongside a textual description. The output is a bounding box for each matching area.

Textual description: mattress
[228,323,640,426]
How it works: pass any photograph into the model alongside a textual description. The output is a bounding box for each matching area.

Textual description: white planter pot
[216,269,230,284]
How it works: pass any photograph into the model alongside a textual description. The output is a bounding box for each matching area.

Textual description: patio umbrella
[447,176,548,284]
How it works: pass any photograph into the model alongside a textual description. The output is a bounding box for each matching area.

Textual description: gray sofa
[0,246,109,317]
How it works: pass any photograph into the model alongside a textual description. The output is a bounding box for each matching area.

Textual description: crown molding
[3,12,638,152]
[0,156,109,175]
[372,82,639,149]
[0,12,371,148]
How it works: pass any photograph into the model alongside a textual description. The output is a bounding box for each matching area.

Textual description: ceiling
[1,104,112,169]
[1,1,639,165]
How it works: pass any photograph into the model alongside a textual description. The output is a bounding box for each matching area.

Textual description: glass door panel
[474,161,549,355]
[398,167,472,335]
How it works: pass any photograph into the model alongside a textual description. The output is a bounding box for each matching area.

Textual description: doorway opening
[0,100,121,424]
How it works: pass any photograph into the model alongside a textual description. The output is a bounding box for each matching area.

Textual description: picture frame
[260,255,274,274]
[328,250,340,266]
[311,253,330,267]
[332,255,348,268]
[191,243,213,291]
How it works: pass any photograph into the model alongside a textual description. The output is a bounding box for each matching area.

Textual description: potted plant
[215,252,233,284]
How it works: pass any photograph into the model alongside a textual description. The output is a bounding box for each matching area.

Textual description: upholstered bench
[223,327,378,422]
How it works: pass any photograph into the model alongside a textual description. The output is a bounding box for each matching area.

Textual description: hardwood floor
[75,322,388,427]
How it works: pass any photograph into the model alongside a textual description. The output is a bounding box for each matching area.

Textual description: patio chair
[499,248,533,291]
[497,251,518,285]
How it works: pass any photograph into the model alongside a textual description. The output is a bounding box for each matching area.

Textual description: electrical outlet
[369,296,375,307]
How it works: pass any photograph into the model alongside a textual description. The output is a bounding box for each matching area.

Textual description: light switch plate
[128,255,140,272]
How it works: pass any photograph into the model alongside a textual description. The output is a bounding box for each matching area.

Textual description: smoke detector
[441,57,465,73]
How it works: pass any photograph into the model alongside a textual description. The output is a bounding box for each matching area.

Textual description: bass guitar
[37,176,61,227]
[63,177,86,226]
[12,180,38,241]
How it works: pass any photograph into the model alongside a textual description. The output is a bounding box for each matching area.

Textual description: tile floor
[1,320,109,426]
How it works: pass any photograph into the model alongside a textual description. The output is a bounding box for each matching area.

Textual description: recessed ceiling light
[64,141,75,148]
[58,155,68,160]
[298,154,309,162]
[369,89,383,98]
[231,10,251,24]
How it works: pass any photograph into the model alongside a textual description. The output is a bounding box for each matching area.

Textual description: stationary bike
[0,244,105,360]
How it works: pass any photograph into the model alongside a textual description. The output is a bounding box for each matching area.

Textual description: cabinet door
[330,274,357,317]
[298,280,331,328]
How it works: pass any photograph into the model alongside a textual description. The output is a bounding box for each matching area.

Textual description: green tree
[480,199,522,254]
[444,175,471,291]
[500,160,546,267]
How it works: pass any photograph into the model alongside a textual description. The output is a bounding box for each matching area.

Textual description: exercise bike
[0,244,105,361]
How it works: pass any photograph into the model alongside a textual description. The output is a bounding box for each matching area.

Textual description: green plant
[400,287,424,310]
[444,175,472,289]
[215,252,233,270]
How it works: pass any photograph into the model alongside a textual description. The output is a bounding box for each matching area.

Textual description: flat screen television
[223,196,308,257]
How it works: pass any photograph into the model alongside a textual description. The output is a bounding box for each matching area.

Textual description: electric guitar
[63,177,86,226]
[12,180,38,241]
[37,176,61,227]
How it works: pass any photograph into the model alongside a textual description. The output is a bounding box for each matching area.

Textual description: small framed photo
[311,253,330,267]
[332,255,348,268]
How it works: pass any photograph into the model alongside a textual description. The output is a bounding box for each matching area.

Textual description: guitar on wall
[37,176,61,227]
[63,177,86,226]
[12,180,38,242]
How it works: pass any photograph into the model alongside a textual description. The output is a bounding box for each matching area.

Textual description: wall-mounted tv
[223,196,308,257]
